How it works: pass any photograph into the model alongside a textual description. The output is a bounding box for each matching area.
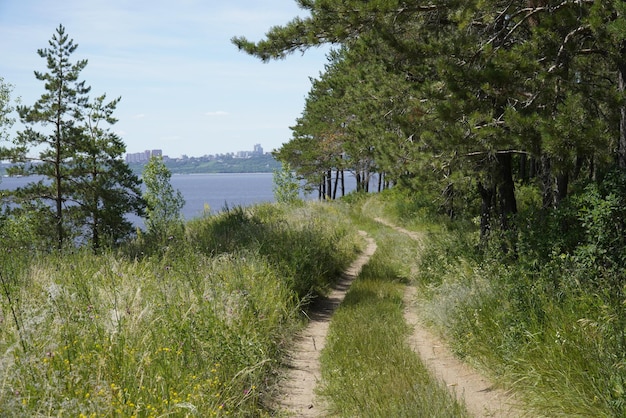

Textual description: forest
[234,0,626,231]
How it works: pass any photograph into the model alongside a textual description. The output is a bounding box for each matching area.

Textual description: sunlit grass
[0,201,360,417]
[414,219,626,417]
[318,221,470,417]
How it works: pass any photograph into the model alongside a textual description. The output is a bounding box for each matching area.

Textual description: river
[1,172,372,225]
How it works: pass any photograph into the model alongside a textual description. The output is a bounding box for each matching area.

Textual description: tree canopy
[234,0,626,242]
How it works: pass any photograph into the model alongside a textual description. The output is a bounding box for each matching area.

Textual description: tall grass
[345,188,626,416]
[406,179,626,417]
[0,201,360,417]
[318,220,470,417]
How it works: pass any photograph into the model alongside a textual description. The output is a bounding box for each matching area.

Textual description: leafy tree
[272,162,301,204]
[142,156,185,242]
[3,24,91,249]
[72,94,145,251]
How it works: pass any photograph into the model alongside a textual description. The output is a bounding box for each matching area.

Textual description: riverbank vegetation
[360,185,626,417]
[3,2,626,415]
[124,154,282,176]
[233,3,626,414]
[0,202,360,417]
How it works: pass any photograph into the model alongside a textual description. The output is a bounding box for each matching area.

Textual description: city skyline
[125,143,266,163]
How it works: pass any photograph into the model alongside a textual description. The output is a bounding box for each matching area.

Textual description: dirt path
[375,217,522,417]
[276,221,522,417]
[275,231,377,417]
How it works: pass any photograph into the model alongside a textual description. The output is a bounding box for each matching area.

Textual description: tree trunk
[618,42,626,168]
[519,153,528,183]
[541,155,554,209]
[478,182,495,243]
[444,182,455,220]
[340,170,345,196]
[497,153,517,232]
[362,171,370,193]
[573,155,584,180]
[327,169,332,200]
[333,169,340,199]
[529,156,537,179]
[555,172,569,206]
[54,137,64,250]
[92,215,100,252]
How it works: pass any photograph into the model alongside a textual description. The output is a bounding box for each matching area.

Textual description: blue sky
[0,0,330,157]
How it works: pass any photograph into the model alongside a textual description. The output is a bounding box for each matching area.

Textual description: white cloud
[205,111,229,117]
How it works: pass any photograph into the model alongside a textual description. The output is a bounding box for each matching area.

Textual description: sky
[0,0,331,158]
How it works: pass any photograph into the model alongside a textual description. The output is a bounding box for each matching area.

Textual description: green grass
[317,218,470,417]
[0,201,360,417]
[353,189,626,416]
[412,214,626,417]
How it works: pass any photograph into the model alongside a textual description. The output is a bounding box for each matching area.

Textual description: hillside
[130,154,282,175]
[0,154,282,177]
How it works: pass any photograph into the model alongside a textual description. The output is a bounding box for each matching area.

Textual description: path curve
[276,231,377,417]
[375,217,523,417]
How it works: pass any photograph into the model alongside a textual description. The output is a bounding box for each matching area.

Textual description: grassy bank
[363,184,626,417]
[0,202,360,417]
[317,207,469,417]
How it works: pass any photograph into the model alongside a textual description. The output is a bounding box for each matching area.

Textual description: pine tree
[9,24,91,249]
[0,78,16,146]
[72,94,145,251]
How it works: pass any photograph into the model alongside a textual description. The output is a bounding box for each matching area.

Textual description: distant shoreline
[1,154,283,177]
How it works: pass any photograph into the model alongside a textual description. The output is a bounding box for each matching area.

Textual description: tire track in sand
[375,217,523,417]
[276,231,377,417]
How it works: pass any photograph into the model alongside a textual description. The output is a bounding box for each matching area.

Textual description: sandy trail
[276,221,523,417]
[275,231,377,417]
[375,217,522,417]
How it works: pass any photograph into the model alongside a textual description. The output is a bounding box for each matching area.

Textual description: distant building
[125,145,265,162]
[235,150,252,158]
[125,149,163,163]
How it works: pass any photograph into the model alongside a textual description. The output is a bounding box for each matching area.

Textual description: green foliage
[272,162,301,204]
[72,94,145,251]
[142,156,185,245]
[319,222,469,417]
[186,203,356,300]
[0,200,360,417]
[0,203,56,252]
[8,24,91,249]
[413,171,626,416]
[127,154,281,175]
[0,77,16,145]
[2,26,142,251]
[235,0,626,246]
